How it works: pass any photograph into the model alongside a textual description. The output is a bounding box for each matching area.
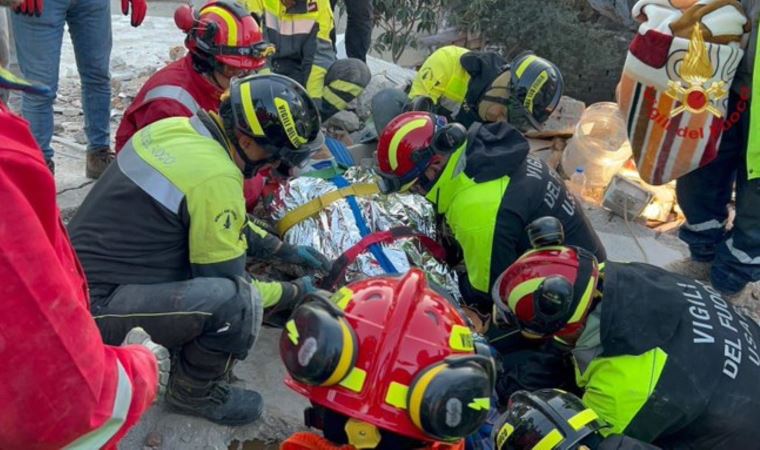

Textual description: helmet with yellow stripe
[280,269,495,448]
[491,217,601,341]
[175,0,274,72]
[504,52,564,131]
[375,111,467,193]
[493,389,605,450]
[222,73,324,176]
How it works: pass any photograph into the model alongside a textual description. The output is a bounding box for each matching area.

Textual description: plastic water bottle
[568,167,587,199]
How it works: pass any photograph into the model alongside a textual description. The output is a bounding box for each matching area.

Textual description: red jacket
[0,102,158,449]
[115,54,223,151]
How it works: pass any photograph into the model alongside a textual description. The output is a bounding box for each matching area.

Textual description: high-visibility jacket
[743,1,760,179]
[70,112,285,306]
[249,0,335,98]
[573,262,760,449]
[115,55,224,152]
[409,45,507,127]
[424,122,605,307]
[0,102,157,450]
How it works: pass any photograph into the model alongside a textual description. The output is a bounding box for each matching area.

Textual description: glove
[276,244,332,272]
[263,276,316,327]
[122,327,170,400]
[0,67,50,96]
[121,0,146,27]
[13,0,42,17]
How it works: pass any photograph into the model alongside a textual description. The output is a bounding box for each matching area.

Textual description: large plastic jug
[561,102,632,195]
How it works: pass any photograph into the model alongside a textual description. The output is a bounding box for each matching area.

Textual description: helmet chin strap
[232,138,269,178]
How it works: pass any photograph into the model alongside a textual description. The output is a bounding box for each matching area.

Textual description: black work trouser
[330,0,373,62]
[91,277,261,379]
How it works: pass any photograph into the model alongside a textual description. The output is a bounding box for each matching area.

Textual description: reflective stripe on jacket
[115,55,223,152]
[0,102,157,450]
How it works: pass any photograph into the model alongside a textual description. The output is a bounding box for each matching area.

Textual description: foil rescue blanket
[267,167,461,299]
[617,0,749,185]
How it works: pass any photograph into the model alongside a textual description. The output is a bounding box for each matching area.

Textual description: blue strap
[332,176,398,274]
[325,137,356,167]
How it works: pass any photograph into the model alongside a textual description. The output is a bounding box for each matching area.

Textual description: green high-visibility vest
[747,19,760,180]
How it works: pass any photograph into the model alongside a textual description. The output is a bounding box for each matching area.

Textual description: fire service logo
[664,24,728,118]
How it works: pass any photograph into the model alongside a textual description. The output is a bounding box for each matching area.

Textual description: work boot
[166,372,264,426]
[86,147,114,179]
[664,258,711,281]
[45,158,55,174]
[166,341,263,426]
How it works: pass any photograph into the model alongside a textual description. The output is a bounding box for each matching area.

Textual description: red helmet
[174,0,274,71]
[491,243,600,341]
[280,269,494,447]
[376,112,467,193]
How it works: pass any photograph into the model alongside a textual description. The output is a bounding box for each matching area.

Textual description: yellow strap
[277,183,381,236]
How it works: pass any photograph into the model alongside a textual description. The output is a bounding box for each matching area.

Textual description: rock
[525,96,586,139]
[354,75,398,120]
[324,110,362,133]
[169,45,186,61]
[144,431,163,448]
[586,0,638,30]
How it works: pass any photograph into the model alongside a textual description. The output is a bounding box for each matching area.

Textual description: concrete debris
[525,96,586,139]
[323,110,362,132]
[354,74,401,121]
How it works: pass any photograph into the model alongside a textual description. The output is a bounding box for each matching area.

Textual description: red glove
[14,0,43,16]
[121,0,146,27]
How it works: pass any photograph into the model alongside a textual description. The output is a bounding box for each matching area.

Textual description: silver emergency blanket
[268,167,460,299]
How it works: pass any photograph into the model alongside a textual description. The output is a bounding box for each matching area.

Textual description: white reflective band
[118,142,185,214]
[64,360,134,449]
[683,219,727,232]
[189,114,214,140]
[726,237,760,265]
[143,85,201,114]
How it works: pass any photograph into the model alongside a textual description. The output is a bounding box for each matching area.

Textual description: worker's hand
[276,244,332,272]
[123,327,170,400]
[121,0,146,27]
[12,0,42,16]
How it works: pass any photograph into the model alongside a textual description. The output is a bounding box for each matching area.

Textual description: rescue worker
[248,0,371,112]
[372,46,564,134]
[375,111,605,316]
[114,0,275,152]
[0,66,167,449]
[492,389,660,450]
[69,74,328,426]
[670,0,760,305]
[279,269,495,450]
[492,217,760,449]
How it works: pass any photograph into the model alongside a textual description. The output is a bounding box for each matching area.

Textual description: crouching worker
[69,74,328,426]
[492,389,659,450]
[372,47,563,134]
[115,0,274,151]
[491,217,760,449]
[279,269,496,449]
[0,67,166,449]
[376,112,605,318]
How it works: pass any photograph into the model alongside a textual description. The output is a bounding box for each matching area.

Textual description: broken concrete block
[526,96,586,139]
[355,75,399,120]
[324,110,362,133]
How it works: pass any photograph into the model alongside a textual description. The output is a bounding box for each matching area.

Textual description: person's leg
[343,0,372,62]
[675,93,743,263]
[9,0,67,160]
[91,277,264,425]
[712,94,760,295]
[66,0,113,177]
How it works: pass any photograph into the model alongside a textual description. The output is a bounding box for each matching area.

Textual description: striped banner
[617,29,743,185]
